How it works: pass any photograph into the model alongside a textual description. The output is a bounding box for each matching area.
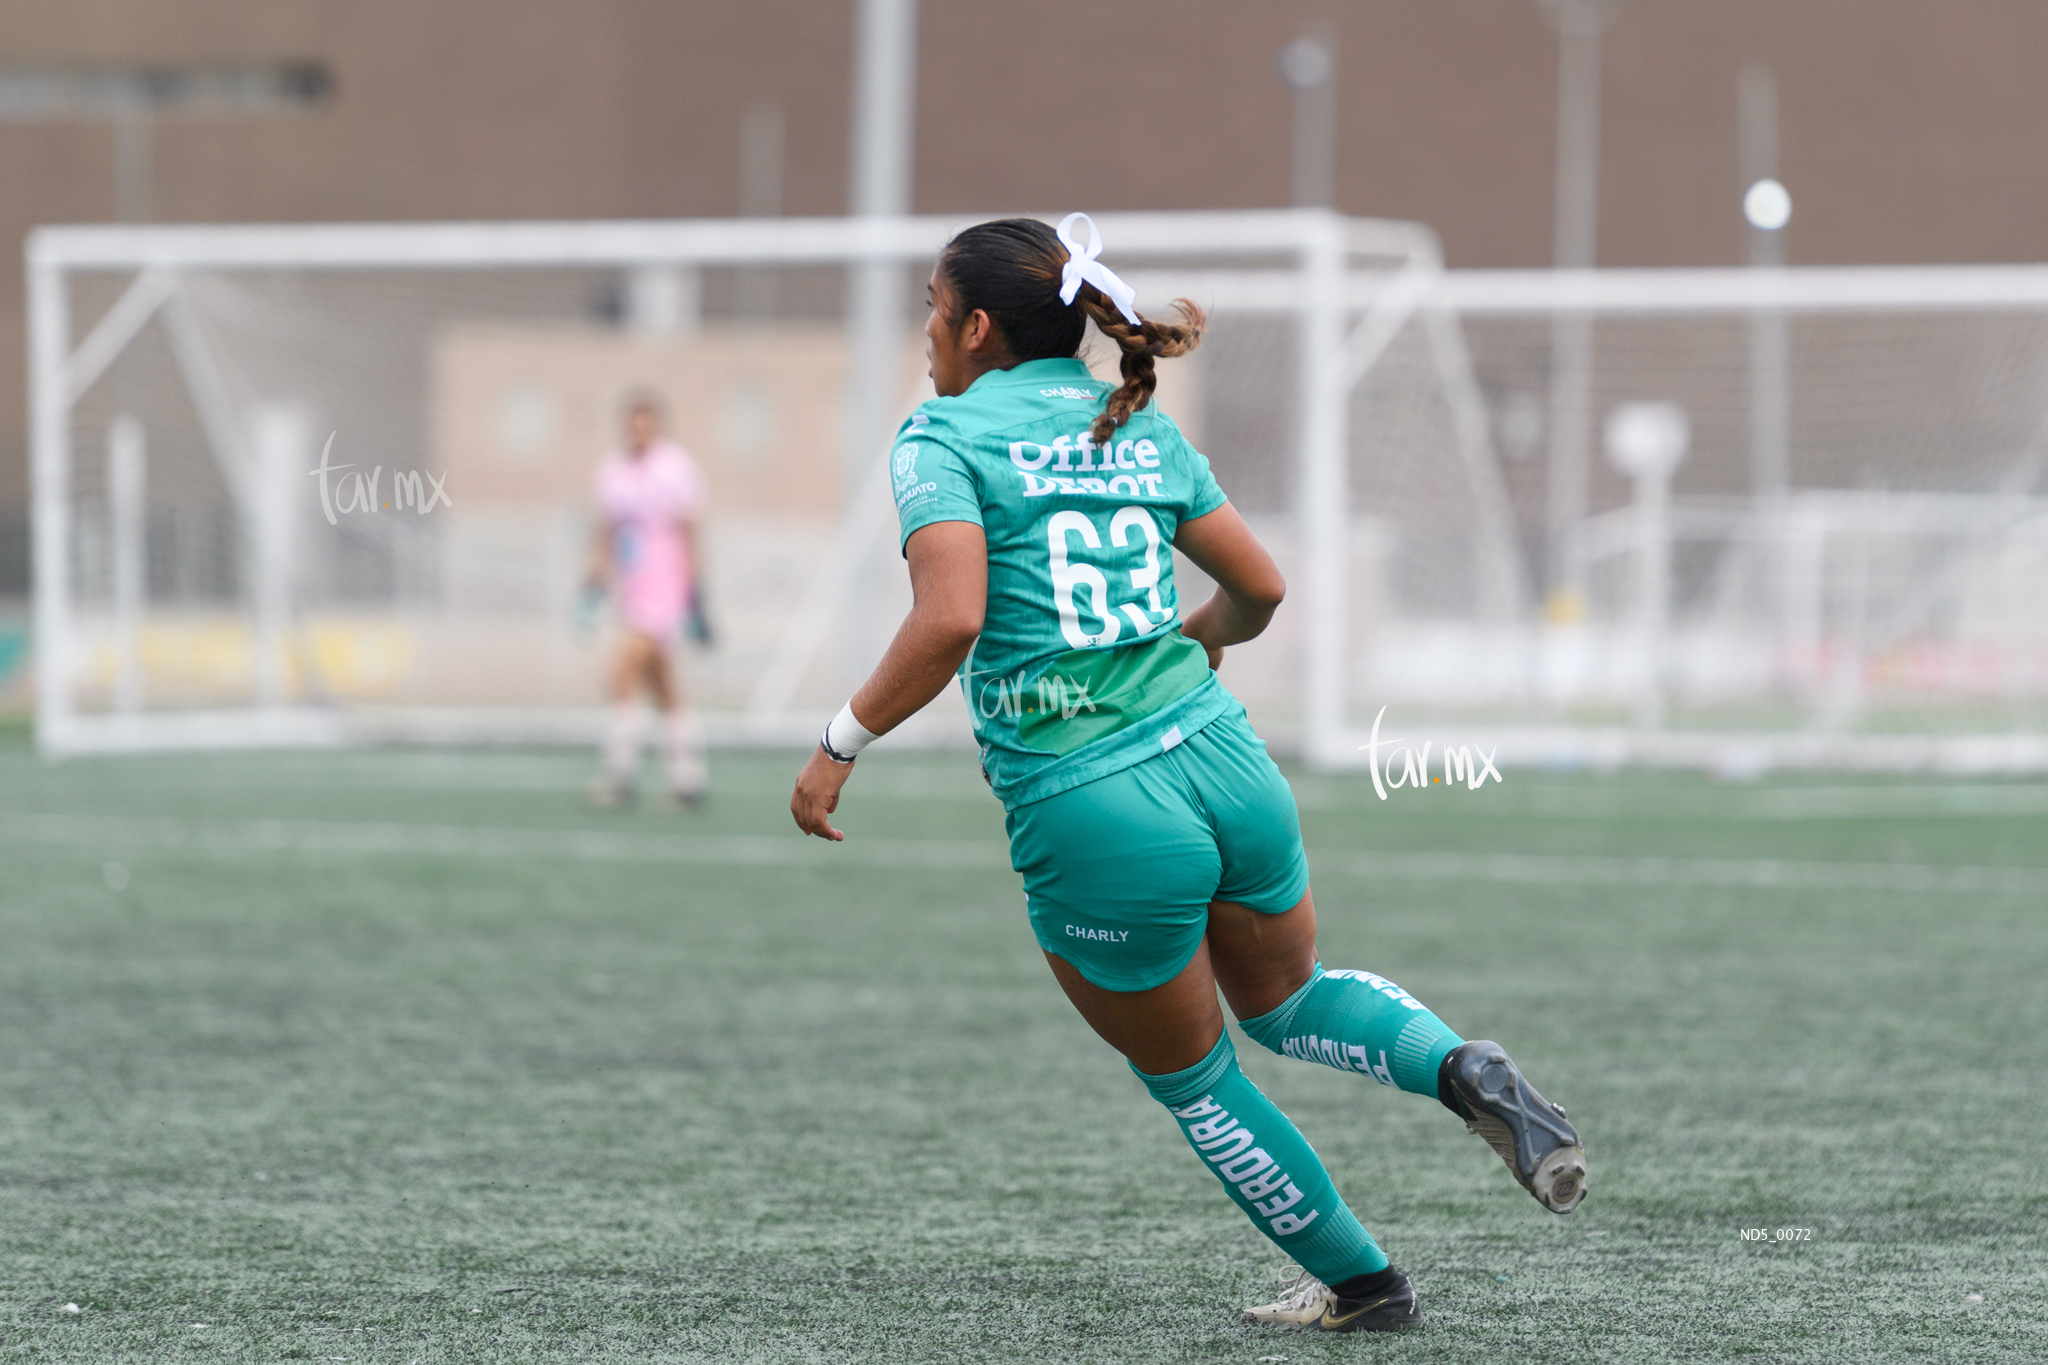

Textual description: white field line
[1734,785,2048,820]
[0,812,1005,872]
[5,812,2045,896]
[1317,849,2048,896]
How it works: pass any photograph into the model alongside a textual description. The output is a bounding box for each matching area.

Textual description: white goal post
[28,211,2048,772]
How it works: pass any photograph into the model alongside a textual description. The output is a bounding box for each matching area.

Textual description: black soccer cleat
[1317,1269,1422,1333]
[1241,1265,1422,1333]
[1440,1040,1587,1214]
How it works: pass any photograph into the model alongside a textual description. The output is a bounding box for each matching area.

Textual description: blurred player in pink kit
[585,391,710,806]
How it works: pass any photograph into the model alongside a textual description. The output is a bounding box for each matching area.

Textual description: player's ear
[965,307,996,354]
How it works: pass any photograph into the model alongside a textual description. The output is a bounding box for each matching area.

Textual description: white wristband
[820,702,879,764]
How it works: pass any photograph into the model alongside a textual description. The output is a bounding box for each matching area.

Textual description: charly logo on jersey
[1039,386,1098,401]
[1009,429,1166,500]
[892,441,937,506]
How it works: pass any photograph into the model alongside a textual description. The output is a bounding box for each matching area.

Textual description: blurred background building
[11,0,2048,763]
[4,0,2048,599]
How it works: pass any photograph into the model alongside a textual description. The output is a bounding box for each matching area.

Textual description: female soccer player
[587,391,710,807]
[789,215,1586,1333]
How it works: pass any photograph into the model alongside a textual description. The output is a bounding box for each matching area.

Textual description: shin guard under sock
[1134,1033,1388,1284]
[1239,964,1463,1098]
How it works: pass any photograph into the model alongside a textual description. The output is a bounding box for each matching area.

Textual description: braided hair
[935,218,1205,443]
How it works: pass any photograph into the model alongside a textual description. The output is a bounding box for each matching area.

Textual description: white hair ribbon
[1056,212,1143,326]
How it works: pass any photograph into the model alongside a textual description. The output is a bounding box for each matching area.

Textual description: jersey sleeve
[1186,451,1227,521]
[892,415,982,553]
[1154,413,1227,521]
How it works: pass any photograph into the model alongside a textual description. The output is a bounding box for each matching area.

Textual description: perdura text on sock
[1167,1094,1319,1237]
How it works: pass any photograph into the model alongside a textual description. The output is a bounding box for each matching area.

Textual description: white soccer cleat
[1240,1263,1422,1332]
[1240,1264,1334,1327]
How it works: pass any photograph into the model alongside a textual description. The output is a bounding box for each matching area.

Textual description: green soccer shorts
[1004,704,1311,992]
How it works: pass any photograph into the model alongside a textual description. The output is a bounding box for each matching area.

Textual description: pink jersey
[595,441,706,636]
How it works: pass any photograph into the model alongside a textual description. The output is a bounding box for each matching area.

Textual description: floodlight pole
[1277,32,1338,209]
[1538,0,1617,613]
[1739,62,1802,695]
[1742,62,1789,500]
[113,97,151,222]
[737,102,787,323]
[1276,33,1348,765]
[841,0,919,686]
[845,0,919,492]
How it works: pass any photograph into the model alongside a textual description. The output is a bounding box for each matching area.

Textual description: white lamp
[1605,401,1690,479]
[1743,178,1793,232]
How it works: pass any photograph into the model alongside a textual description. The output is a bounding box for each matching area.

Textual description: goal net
[29,214,2048,772]
[27,211,1421,756]
[1326,267,2048,774]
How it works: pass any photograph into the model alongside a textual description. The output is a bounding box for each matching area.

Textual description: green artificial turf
[1,738,2043,1361]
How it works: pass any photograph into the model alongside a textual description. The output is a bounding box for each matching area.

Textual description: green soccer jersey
[893,355,1236,809]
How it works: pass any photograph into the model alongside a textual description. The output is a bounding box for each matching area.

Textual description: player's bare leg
[1227,888,1588,1216]
[1048,903,1421,1333]
[591,633,663,808]
[644,643,706,806]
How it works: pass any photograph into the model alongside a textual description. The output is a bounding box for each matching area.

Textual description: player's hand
[791,747,855,841]
[686,587,716,647]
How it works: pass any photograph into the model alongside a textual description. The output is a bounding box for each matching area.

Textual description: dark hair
[936,217,1205,442]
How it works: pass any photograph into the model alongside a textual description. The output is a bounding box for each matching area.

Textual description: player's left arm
[790,519,987,840]
[1174,503,1286,670]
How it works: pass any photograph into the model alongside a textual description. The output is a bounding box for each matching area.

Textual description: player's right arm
[790,519,987,841]
[1173,503,1285,671]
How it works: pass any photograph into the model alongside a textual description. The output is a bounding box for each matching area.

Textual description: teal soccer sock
[1238,964,1464,1098]
[1134,1033,1389,1284]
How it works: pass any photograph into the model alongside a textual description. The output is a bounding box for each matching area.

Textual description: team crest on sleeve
[893,442,937,507]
